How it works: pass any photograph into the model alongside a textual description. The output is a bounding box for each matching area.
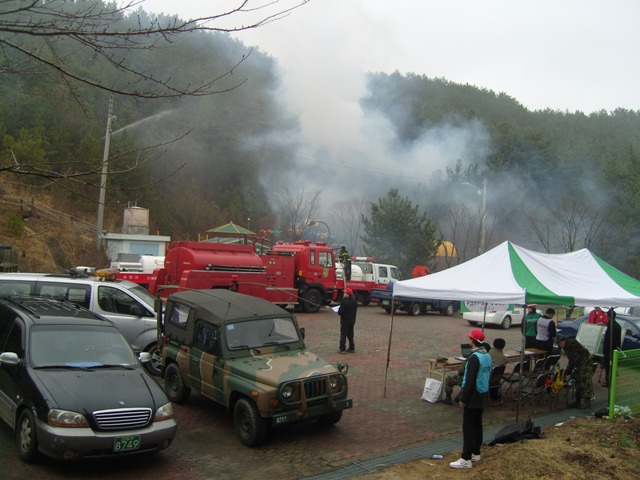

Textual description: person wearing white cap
[450,329,492,469]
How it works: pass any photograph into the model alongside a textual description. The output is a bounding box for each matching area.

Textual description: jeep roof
[165,289,292,325]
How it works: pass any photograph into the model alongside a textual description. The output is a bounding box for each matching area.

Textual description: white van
[0,272,161,375]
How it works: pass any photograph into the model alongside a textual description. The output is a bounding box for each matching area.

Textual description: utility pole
[96,95,114,249]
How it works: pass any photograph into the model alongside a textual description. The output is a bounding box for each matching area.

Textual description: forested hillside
[1,1,639,277]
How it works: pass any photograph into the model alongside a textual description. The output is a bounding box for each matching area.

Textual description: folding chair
[529,357,548,375]
[503,361,529,400]
[489,364,506,405]
[543,354,561,372]
[517,371,553,413]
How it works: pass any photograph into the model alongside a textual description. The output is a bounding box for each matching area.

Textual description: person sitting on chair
[443,361,466,405]
[488,338,507,368]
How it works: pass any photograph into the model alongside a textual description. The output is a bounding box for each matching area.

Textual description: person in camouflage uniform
[443,362,466,405]
[558,335,594,410]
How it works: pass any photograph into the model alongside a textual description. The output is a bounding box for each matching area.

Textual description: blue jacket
[460,348,491,408]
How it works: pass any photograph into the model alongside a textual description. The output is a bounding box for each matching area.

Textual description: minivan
[0,272,161,375]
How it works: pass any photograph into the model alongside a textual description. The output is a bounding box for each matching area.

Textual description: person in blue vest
[450,329,492,469]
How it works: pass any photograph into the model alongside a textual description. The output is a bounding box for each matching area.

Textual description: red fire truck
[147,240,336,313]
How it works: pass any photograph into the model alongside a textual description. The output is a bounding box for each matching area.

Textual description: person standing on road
[338,287,357,354]
[449,329,492,470]
[535,308,556,353]
[523,304,541,348]
[602,309,621,387]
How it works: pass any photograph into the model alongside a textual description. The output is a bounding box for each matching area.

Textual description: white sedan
[462,302,525,329]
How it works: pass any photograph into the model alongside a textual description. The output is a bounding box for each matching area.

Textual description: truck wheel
[360,293,372,305]
[143,342,163,376]
[164,363,191,404]
[16,409,40,463]
[467,321,478,326]
[501,315,512,329]
[409,302,421,316]
[317,410,343,427]
[302,289,323,313]
[233,398,267,446]
[441,302,455,316]
[383,306,392,314]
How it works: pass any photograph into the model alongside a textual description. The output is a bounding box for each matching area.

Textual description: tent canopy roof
[393,241,640,308]
[206,221,255,236]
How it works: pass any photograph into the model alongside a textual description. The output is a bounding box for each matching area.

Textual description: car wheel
[233,398,267,447]
[409,302,421,316]
[16,409,40,463]
[143,342,163,376]
[302,289,323,313]
[441,302,455,316]
[467,321,478,327]
[317,410,343,427]
[164,363,191,404]
[501,315,512,329]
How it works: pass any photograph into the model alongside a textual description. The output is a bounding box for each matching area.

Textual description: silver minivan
[0,273,161,375]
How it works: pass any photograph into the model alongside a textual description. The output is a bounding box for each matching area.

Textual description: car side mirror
[0,352,20,366]
[130,305,145,316]
[138,351,151,363]
[337,361,348,374]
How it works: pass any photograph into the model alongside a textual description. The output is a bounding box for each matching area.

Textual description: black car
[556,313,640,351]
[0,296,177,462]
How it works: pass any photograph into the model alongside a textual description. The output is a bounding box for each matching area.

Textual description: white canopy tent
[383,241,640,417]
[393,241,640,307]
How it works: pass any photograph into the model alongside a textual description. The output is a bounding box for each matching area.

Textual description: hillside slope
[0,189,110,273]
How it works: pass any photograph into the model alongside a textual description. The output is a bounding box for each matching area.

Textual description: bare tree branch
[0,0,310,98]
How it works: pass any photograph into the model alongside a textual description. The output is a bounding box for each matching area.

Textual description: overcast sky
[139,0,640,231]
[141,0,640,171]
[142,0,640,115]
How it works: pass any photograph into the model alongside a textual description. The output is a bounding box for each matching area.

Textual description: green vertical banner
[609,349,619,418]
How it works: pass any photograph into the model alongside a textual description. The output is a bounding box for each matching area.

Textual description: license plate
[114,435,141,452]
[382,300,389,305]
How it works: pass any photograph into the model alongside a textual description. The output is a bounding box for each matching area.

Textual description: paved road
[0,305,603,479]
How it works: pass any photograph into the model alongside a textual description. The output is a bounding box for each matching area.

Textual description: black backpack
[488,417,543,446]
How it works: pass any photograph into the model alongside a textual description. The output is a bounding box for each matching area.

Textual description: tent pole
[481,302,488,332]
[515,299,528,423]
[383,294,396,397]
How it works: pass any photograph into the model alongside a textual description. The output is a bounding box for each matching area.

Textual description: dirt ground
[356,416,640,480]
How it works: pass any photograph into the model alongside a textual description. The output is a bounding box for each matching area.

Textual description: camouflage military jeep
[158,289,352,446]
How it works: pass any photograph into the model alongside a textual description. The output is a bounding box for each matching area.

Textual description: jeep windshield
[225,316,301,350]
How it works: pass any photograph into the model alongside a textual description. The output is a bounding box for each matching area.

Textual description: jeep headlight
[329,374,345,394]
[281,384,295,400]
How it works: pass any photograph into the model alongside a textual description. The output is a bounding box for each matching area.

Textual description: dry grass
[356,416,640,480]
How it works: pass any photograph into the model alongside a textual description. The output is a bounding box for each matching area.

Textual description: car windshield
[29,325,136,368]
[225,316,301,350]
